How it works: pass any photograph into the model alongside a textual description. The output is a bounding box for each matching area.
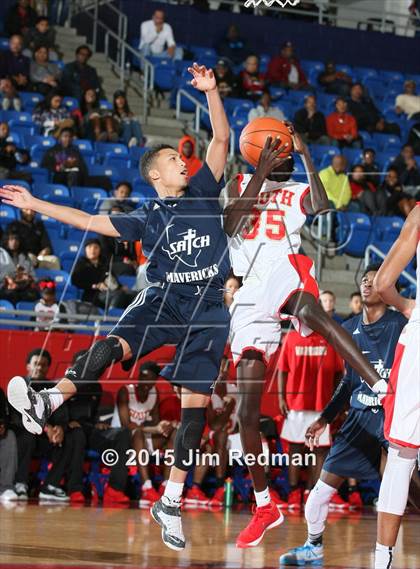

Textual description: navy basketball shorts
[109,286,230,394]
[322,407,388,480]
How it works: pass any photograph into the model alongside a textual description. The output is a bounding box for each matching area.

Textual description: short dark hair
[335,97,346,105]
[320,290,335,298]
[36,16,49,24]
[350,291,362,299]
[59,127,74,137]
[26,348,52,366]
[364,148,376,155]
[139,361,161,378]
[362,263,382,279]
[76,44,92,56]
[140,144,174,184]
[115,181,132,195]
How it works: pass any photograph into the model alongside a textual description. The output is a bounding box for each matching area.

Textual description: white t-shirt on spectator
[139,20,176,55]
[34,301,60,329]
[395,94,420,119]
[288,64,299,85]
[248,105,286,122]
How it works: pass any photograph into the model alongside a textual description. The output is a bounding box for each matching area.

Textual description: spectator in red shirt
[326,98,361,149]
[178,135,202,177]
[239,55,267,101]
[267,41,310,91]
[348,164,387,215]
[278,331,344,510]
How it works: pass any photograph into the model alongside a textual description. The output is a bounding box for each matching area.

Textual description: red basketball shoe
[236,501,284,548]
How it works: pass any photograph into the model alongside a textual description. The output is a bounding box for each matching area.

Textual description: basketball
[239,118,294,168]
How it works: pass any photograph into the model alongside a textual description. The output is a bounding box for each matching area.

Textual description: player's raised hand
[285,121,307,155]
[0,184,35,209]
[256,136,291,179]
[188,62,216,92]
[305,416,327,451]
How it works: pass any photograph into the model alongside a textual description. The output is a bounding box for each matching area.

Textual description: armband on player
[320,379,350,424]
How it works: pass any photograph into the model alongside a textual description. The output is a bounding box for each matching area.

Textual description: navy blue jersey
[109,163,230,301]
[342,309,407,411]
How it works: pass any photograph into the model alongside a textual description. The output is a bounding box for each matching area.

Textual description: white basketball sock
[254,487,270,508]
[163,480,184,504]
[374,542,394,569]
[44,388,64,412]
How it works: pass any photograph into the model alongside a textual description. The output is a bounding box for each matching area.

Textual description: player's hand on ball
[188,62,216,92]
[0,184,35,209]
[256,136,291,178]
[305,416,327,451]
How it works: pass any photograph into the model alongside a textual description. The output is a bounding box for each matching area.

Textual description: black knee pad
[174,407,207,471]
[65,337,123,383]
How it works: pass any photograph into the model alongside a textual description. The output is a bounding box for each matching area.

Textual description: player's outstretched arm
[0,184,120,237]
[290,125,329,214]
[223,136,289,237]
[188,63,229,181]
[373,205,420,318]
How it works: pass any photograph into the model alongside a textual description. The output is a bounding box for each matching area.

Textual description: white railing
[364,244,417,287]
[0,308,121,335]
[69,0,155,123]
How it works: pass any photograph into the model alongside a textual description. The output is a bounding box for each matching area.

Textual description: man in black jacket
[294,95,330,145]
[0,35,31,91]
[347,83,400,135]
[61,45,101,101]
[7,208,53,260]
[41,128,111,190]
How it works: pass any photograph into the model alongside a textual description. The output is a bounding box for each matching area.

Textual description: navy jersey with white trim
[109,163,230,299]
[342,309,407,410]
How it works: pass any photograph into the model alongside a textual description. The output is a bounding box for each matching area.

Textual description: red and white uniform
[278,331,344,446]
[383,238,420,449]
[223,175,319,365]
[111,384,157,427]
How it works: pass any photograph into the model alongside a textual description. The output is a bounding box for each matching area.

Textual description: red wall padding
[0,330,280,420]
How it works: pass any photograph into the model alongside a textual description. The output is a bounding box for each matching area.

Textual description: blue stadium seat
[379,70,404,84]
[353,67,378,81]
[223,98,252,116]
[300,60,324,77]
[358,130,372,146]
[336,64,354,77]
[0,38,10,50]
[62,97,79,111]
[269,86,286,100]
[24,134,56,148]
[285,90,307,107]
[373,216,403,242]
[8,120,39,137]
[259,54,270,73]
[336,212,372,257]
[0,300,15,330]
[0,179,31,191]
[19,92,44,111]
[99,99,113,111]
[132,179,157,198]
[1,110,33,123]
[118,275,136,289]
[129,146,150,165]
[31,144,49,164]
[364,78,386,99]
[148,57,176,91]
[117,168,140,185]
[103,155,133,169]
[33,183,73,206]
[71,186,108,208]
[94,142,128,157]
[372,133,401,152]
[73,139,94,153]
[15,166,49,184]
[5,132,22,145]
[369,239,394,263]
[342,147,364,165]
[0,204,17,227]
[190,46,217,59]
[39,213,66,241]
[232,101,254,119]
[58,241,82,272]
[15,301,36,326]
[273,101,293,119]
[88,165,121,183]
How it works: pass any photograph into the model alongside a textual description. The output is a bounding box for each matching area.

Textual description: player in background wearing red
[373,204,420,569]
[222,129,387,548]
[278,330,344,510]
